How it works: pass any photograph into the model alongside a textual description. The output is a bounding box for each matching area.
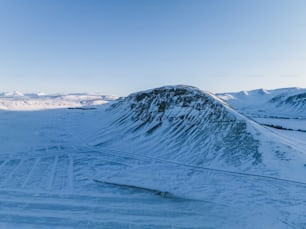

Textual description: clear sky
[0,0,305,96]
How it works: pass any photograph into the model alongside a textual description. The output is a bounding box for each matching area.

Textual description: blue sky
[0,0,305,96]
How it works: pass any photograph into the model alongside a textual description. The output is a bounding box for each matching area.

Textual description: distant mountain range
[218,87,306,118]
[0,92,117,110]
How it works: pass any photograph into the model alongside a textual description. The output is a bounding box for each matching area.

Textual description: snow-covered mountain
[0,92,117,110]
[89,85,306,180]
[218,87,306,118]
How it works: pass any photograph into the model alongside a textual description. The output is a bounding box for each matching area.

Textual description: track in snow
[0,148,237,228]
[0,147,306,228]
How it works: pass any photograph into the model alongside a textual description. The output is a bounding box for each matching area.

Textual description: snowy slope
[218,87,306,118]
[0,92,117,110]
[90,86,306,182]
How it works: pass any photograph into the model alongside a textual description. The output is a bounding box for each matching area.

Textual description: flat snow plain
[0,92,306,228]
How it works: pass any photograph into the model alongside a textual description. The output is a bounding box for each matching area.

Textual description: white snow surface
[0,85,306,228]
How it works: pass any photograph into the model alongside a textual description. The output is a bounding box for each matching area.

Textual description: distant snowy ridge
[218,87,306,118]
[90,85,306,180]
[0,92,117,110]
[0,91,24,97]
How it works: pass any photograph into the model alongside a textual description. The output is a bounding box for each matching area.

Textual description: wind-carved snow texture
[93,86,261,169]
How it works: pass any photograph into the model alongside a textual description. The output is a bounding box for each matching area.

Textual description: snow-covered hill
[90,86,306,181]
[218,87,306,118]
[0,92,117,110]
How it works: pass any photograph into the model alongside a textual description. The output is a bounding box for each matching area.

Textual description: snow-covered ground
[0,86,306,228]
